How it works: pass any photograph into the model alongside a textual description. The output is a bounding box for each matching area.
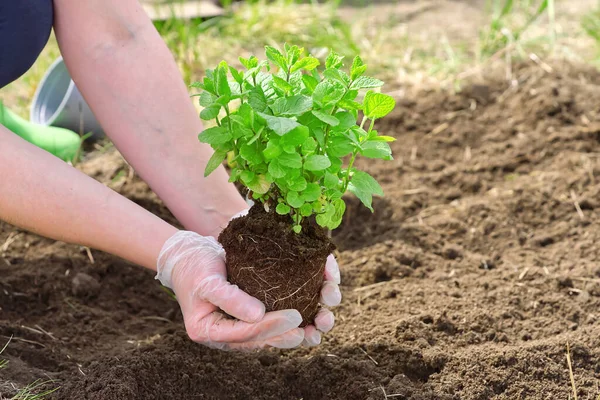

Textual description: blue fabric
[0,1,54,89]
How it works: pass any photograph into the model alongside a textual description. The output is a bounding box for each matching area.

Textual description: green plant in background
[0,336,58,399]
[192,44,395,233]
[479,0,554,58]
[582,7,600,60]
[153,0,358,83]
[9,380,59,400]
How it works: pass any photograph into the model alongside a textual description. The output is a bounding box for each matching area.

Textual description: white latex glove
[301,253,342,346]
[230,207,342,347]
[156,230,305,351]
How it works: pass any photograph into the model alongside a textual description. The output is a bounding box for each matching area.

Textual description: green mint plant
[192,44,396,233]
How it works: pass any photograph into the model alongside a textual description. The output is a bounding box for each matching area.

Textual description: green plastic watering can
[0,101,81,162]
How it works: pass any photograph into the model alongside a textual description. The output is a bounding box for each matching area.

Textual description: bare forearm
[0,125,177,270]
[53,0,247,238]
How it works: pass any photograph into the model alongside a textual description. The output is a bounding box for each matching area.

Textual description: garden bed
[2,63,600,399]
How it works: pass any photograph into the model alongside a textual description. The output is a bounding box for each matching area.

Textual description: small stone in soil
[71,272,101,298]
[479,259,496,270]
[443,245,463,260]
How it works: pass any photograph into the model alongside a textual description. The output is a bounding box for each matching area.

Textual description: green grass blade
[499,0,514,18]
[11,380,59,400]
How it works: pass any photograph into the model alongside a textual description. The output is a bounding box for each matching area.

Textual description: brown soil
[219,203,334,326]
[2,62,600,399]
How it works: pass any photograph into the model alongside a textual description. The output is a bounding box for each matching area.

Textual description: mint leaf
[350,56,367,80]
[324,68,351,85]
[248,88,268,113]
[313,81,345,107]
[247,174,271,194]
[240,170,256,184]
[258,113,300,136]
[276,203,291,215]
[240,142,263,165]
[333,112,357,131]
[360,140,392,159]
[369,135,396,142]
[316,202,336,228]
[281,126,309,147]
[300,203,313,217]
[204,150,227,177]
[201,72,216,94]
[229,116,253,139]
[238,103,255,127]
[278,152,302,168]
[200,104,221,120]
[198,91,217,107]
[312,110,340,127]
[329,198,346,229]
[288,175,307,192]
[198,126,232,145]
[263,141,282,160]
[302,75,319,94]
[216,61,232,97]
[325,51,344,69]
[301,137,317,155]
[360,141,392,160]
[304,154,331,171]
[228,168,241,182]
[324,172,339,189]
[291,57,320,73]
[351,76,384,90]
[270,95,313,117]
[229,67,244,84]
[348,170,383,212]
[328,136,355,157]
[271,76,294,93]
[268,159,286,178]
[302,183,321,202]
[287,191,304,208]
[285,44,303,65]
[328,156,343,173]
[265,46,288,71]
[239,56,258,69]
[338,99,362,111]
[215,95,231,107]
[364,91,396,119]
[282,144,297,154]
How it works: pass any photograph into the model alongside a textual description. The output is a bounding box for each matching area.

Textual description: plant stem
[360,115,368,130]
[369,118,375,133]
[342,149,359,193]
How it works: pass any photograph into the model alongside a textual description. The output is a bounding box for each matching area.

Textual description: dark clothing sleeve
[0,1,54,89]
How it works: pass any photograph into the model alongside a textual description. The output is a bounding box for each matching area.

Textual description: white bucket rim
[30,56,76,126]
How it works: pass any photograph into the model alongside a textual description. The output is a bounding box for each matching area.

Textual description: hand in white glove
[301,254,341,346]
[156,230,305,351]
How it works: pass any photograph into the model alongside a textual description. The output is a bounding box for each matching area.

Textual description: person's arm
[0,124,177,270]
[52,0,247,238]
[0,125,305,349]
